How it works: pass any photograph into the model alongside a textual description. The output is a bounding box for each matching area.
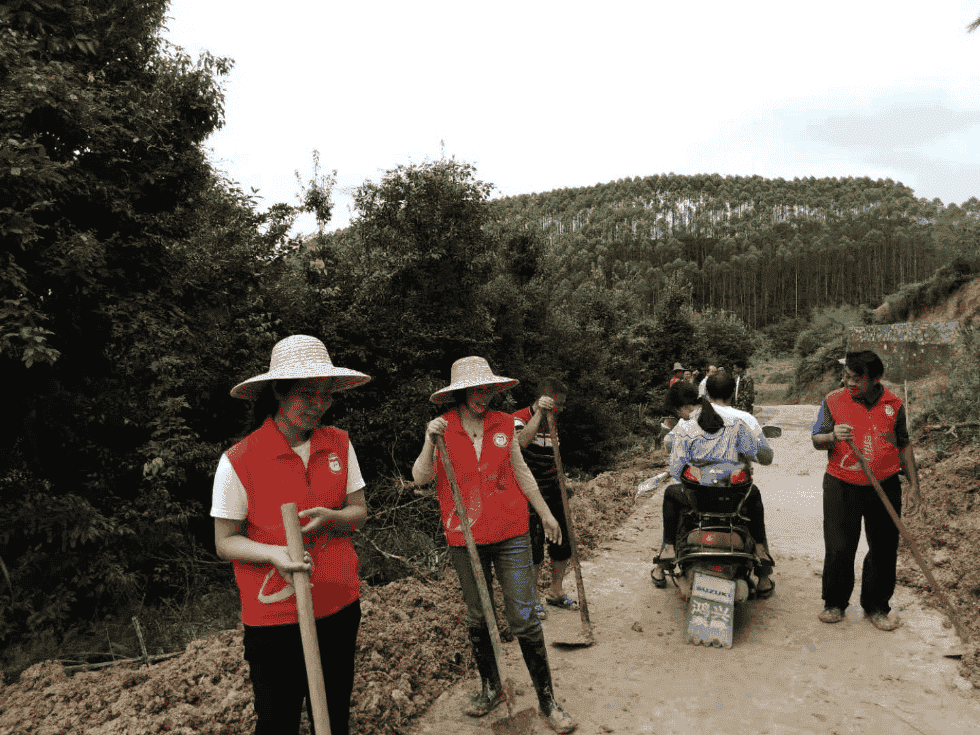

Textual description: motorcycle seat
[685,529,750,551]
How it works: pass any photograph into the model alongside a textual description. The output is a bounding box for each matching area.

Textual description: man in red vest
[811,351,922,631]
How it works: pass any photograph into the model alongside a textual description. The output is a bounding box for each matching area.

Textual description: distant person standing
[811,351,922,631]
[683,369,694,384]
[669,362,686,387]
[731,360,755,415]
[513,378,575,617]
[698,365,718,397]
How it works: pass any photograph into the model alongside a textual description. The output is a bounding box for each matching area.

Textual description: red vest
[436,409,529,546]
[825,387,903,484]
[225,418,360,626]
[513,407,532,424]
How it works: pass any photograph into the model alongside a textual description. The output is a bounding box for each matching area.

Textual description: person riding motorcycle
[651,380,775,596]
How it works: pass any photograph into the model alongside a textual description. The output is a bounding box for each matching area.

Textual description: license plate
[686,573,736,648]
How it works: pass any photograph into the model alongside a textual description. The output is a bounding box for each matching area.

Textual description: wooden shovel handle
[843,441,971,646]
[433,436,510,712]
[281,503,332,735]
[545,411,594,641]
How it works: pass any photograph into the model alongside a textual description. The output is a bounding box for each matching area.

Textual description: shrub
[761,316,809,355]
[916,326,980,432]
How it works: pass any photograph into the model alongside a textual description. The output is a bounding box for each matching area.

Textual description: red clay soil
[0,455,652,735]
[897,443,980,687]
[2,444,976,734]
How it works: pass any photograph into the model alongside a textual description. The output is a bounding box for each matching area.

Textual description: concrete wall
[847,323,960,381]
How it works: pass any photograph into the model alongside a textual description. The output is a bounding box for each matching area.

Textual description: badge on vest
[493,432,508,448]
[884,405,894,416]
[328,452,343,474]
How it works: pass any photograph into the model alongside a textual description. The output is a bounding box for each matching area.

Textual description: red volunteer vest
[825,387,903,484]
[436,409,530,546]
[225,418,360,626]
[513,407,532,424]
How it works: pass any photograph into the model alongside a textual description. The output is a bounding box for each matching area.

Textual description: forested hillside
[491,174,980,329]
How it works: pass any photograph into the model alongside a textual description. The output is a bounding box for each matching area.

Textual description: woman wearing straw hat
[212,335,371,735]
[412,357,577,733]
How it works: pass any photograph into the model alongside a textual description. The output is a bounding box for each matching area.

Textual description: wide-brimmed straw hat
[230,335,371,400]
[672,362,686,372]
[429,357,519,405]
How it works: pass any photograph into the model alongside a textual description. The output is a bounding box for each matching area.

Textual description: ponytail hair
[697,396,724,433]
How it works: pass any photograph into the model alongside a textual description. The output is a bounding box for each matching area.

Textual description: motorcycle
[654,426,781,649]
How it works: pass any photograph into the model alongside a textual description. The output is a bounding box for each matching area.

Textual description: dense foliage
[0,0,304,671]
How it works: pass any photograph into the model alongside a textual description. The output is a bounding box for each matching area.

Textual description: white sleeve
[743,413,763,438]
[347,441,366,494]
[211,454,248,520]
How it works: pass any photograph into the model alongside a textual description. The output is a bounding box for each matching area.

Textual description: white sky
[163,1,980,235]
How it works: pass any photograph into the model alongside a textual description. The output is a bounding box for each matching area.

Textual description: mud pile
[6,439,972,735]
[0,575,470,735]
[0,468,645,735]
[898,444,980,686]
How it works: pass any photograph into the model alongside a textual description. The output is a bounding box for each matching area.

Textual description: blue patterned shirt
[668,407,765,480]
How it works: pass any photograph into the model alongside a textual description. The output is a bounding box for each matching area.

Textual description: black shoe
[650,567,667,588]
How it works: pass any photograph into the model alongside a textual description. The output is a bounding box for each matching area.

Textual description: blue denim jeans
[449,532,542,638]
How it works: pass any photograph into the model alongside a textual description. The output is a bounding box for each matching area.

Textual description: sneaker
[545,594,577,610]
[818,606,845,624]
[868,612,900,631]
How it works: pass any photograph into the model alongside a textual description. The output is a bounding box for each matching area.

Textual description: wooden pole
[545,411,594,645]
[281,503,331,735]
[433,436,513,718]
[844,441,972,646]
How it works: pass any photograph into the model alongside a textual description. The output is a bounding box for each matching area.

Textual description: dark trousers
[822,473,902,615]
[243,600,361,735]
[528,489,572,566]
[662,483,768,548]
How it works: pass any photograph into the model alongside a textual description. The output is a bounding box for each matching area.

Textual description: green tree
[0,0,265,662]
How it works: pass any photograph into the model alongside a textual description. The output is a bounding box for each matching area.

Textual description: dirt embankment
[0,464,645,735]
[2,415,978,735]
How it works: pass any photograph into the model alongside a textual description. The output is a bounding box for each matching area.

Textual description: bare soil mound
[2,431,977,735]
[0,455,647,735]
[917,277,980,325]
[898,444,980,687]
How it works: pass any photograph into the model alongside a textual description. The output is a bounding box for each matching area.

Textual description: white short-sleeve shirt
[211,439,365,521]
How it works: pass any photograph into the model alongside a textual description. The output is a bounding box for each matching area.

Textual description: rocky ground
[1,406,977,735]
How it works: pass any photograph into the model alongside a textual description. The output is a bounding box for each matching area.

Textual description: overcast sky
[163,1,980,234]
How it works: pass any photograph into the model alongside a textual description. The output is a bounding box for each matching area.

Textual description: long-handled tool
[844,440,973,649]
[545,411,595,647]
[281,503,332,735]
[433,436,536,735]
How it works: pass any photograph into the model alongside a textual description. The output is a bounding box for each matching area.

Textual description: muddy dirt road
[410,405,979,735]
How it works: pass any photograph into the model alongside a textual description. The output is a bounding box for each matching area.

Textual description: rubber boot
[463,626,504,717]
[518,633,577,733]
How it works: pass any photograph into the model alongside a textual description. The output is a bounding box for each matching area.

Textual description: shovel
[433,436,537,735]
[844,440,973,652]
[280,503,332,735]
[544,411,595,647]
